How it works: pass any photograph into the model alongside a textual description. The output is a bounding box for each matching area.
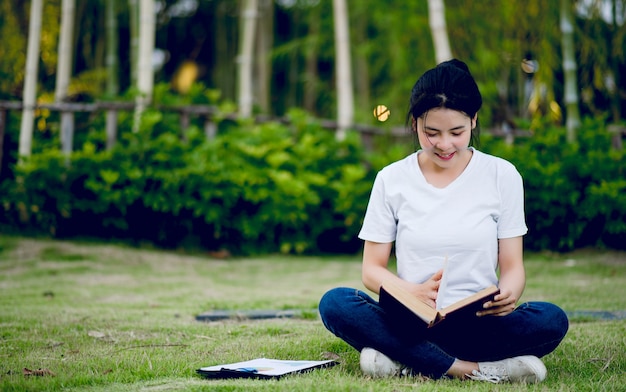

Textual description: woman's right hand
[361,241,442,308]
[406,269,443,308]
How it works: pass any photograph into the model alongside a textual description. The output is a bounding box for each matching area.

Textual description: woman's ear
[412,117,418,132]
[471,114,478,129]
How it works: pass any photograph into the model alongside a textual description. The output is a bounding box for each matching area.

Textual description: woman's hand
[477,288,517,317]
[477,236,525,317]
[406,269,443,309]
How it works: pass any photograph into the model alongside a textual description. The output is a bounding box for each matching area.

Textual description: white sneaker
[468,355,547,383]
[359,347,411,377]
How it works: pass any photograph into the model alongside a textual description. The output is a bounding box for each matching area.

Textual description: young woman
[318,59,568,383]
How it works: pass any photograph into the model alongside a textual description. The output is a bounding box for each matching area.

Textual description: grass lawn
[0,236,624,391]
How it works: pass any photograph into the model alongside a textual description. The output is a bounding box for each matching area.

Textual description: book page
[440,285,499,317]
[435,255,449,310]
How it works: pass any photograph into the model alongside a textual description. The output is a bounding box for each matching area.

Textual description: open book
[379,279,500,328]
[196,358,336,380]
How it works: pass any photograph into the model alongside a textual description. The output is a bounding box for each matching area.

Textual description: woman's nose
[435,134,452,149]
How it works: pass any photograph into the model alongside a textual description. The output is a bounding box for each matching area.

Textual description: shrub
[1,111,624,254]
[483,117,625,251]
[0,109,374,255]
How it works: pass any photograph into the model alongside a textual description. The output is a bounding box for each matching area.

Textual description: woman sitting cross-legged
[318,59,569,384]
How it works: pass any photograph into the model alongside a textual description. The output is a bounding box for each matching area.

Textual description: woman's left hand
[476,289,517,317]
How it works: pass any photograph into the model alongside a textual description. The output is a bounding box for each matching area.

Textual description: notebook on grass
[196,357,337,379]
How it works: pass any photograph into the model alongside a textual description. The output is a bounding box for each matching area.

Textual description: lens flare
[373,105,390,122]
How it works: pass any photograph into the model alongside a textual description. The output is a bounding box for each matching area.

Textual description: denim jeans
[318,287,569,379]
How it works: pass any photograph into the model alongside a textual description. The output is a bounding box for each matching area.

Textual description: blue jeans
[318,287,569,379]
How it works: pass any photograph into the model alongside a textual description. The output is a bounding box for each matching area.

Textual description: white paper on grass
[199,358,335,377]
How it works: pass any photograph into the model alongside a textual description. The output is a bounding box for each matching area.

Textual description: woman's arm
[479,236,526,316]
[361,241,395,294]
[362,240,442,307]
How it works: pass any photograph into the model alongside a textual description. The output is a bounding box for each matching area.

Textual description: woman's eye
[426,133,437,138]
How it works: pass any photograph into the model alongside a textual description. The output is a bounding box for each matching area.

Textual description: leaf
[321,352,341,361]
[88,331,106,338]
[23,368,56,377]
[99,169,120,185]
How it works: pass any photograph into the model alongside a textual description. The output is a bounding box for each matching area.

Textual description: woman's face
[415,108,476,170]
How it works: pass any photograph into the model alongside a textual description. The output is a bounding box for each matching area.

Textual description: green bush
[1,109,624,254]
[483,117,625,251]
[0,109,375,255]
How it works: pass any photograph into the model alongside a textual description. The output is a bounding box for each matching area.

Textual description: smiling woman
[318,59,569,384]
[415,109,474,187]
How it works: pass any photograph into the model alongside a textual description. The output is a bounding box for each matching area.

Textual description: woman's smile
[436,151,456,161]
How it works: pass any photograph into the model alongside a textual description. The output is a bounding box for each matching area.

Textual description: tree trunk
[55,0,74,103]
[133,0,155,132]
[255,0,273,114]
[332,0,354,140]
[238,0,258,118]
[56,0,76,155]
[19,0,43,158]
[428,0,452,64]
[560,0,580,143]
[106,0,119,97]
[106,0,119,148]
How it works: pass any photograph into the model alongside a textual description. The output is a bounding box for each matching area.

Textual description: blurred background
[1,0,624,128]
[0,0,624,255]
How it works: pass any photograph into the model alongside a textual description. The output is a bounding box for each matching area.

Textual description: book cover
[379,279,500,328]
[196,358,337,380]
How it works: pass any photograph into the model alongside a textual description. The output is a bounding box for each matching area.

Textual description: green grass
[0,236,624,391]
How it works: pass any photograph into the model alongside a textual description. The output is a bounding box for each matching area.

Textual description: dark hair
[406,59,482,147]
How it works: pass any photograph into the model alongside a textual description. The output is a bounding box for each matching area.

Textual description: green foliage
[483,117,626,251]
[1,107,625,253]
[0,109,373,255]
[0,1,27,98]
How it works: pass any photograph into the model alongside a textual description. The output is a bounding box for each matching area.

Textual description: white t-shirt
[358,148,528,308]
